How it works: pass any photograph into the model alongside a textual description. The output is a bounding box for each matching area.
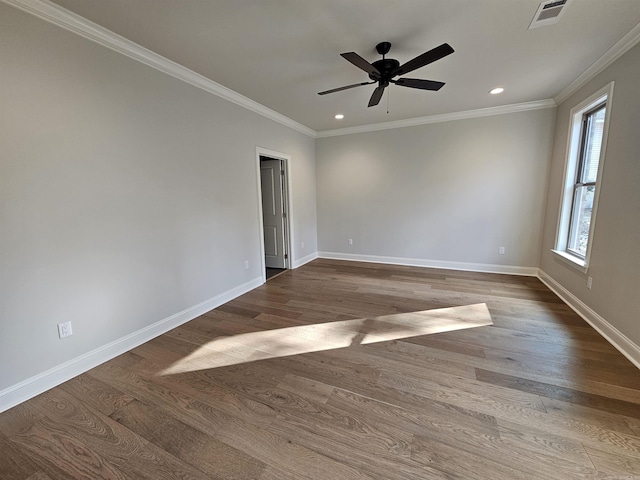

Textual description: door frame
[256,147,293,283]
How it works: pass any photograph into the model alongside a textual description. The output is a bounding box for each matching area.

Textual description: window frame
[553,82,614,272]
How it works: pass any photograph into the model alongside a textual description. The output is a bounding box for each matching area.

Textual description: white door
[261,158,286,268]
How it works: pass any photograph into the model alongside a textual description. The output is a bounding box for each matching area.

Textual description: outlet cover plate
[58,321,73,339]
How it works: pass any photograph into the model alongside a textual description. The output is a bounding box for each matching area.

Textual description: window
[554,82,613,271]
[567,103,605,258]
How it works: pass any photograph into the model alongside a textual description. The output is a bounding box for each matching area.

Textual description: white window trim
[553,81,614,272]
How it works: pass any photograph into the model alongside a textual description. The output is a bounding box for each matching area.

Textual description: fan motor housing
[370,59,400,80]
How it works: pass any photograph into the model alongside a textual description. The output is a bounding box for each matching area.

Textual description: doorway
[258,153,291,281]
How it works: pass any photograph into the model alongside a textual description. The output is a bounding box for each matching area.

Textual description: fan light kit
[318,41,454,108]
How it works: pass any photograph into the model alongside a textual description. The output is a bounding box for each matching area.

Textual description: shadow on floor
[266,267,286,280]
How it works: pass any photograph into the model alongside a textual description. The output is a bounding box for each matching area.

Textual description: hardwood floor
[2,258,639,479]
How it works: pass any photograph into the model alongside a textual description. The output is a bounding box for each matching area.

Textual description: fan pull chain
[387,86,390,114]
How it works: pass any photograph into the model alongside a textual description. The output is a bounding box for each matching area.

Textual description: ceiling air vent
[529,0,570,29]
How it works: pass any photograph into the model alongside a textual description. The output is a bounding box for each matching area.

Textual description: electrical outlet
[244,260,249,270]
[348,238,353,246]
[58,321,73,339]
[499,246,505,255]
[587,276,593,289]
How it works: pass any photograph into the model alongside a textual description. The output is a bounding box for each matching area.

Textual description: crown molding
[554,22,640,105]
[316,99,557,138]
[2,0,317,138]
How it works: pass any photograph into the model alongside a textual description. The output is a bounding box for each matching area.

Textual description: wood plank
[411,433,559,480]
[585,445,640,476]
[376,368,548,417]
[88,362,238,434]
[9,415,127,480]
[0,402,45,437]
[0,431,41,479]
[540,396,637,436]
[276,373,335,405]
[215,416,375,480]
[403,341,640,404]
[327,388,501,441]
[24,387,211,480]
[267,415,443,480]
[58,373,135,417]
[25,472,54,480]
[110,399,265,479]
[475,368,640,419]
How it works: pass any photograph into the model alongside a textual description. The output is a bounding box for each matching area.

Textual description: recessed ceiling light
[334,114,344,120]
[490,87,505,95]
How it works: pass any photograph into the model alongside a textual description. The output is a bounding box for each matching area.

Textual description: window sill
[551,249,588,273]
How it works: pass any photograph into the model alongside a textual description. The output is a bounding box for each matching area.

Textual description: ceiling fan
[318,41,454,107]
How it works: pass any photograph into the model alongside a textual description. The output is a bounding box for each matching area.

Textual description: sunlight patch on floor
[159,303,493,375]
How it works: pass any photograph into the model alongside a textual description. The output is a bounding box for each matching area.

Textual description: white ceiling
[48,0,640,132]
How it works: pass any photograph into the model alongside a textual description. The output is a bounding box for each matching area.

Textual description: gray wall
[0,4,317,390]
[316,108,556,270]
[539,43,640,348]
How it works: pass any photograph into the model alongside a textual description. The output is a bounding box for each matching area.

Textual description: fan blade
[393,78,445,91]
[368,85,385,107]
[341,52,381,78]
[318,81,375,95]
[394,43,454,76]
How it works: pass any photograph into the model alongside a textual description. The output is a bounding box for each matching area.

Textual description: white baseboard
[293,251,318,269]
[0,276,264,413]
[538,270,640,369]
[318,252,539,276]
